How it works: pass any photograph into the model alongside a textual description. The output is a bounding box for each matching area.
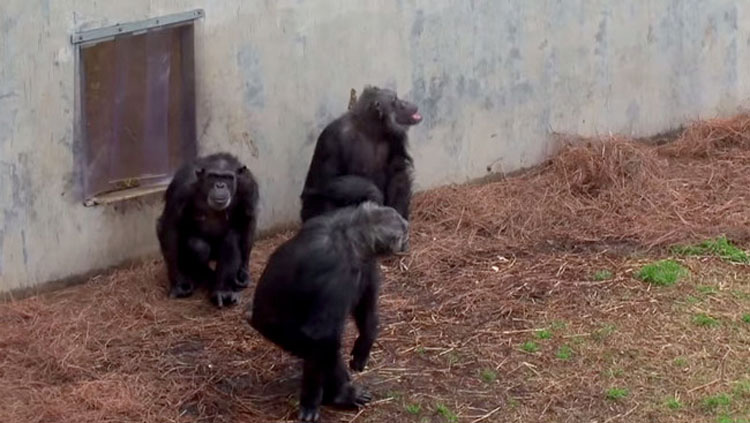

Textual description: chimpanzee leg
[172,237,213,298]
[349,264,380,372]
[298,358,326,422]
[210,232,242,308]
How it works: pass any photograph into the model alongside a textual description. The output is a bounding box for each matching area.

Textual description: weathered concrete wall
[1,0,749,292]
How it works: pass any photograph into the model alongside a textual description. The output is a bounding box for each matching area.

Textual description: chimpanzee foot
[325,384,372,409]
[298,406,320,422]
[169,281,195,298]
[235,267,252,289]
[210,290,240,308]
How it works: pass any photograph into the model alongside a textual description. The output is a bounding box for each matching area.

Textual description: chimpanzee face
[390,97,422,127]
[196,168,237,211]
[375,88,422,128]
[363,203,410,255]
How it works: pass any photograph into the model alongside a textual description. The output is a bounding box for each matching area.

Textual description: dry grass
[2,115,750,422]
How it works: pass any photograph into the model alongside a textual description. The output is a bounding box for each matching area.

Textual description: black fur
[248,202,409,422]
[300,85,422,222]
[156,152,259,308]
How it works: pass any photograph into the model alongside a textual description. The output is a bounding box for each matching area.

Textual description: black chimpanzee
[156,152,259,308]
[299,85,422,222]
[247,201,409,422]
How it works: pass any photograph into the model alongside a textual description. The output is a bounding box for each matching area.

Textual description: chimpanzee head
[195,165,247,211]
[355,86,423,133]
[359,202,410,255]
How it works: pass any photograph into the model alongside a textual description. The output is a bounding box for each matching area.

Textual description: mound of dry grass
[661,114,750,158]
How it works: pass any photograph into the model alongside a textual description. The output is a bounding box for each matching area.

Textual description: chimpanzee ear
[236,165,248,175]
[195,167,205,178]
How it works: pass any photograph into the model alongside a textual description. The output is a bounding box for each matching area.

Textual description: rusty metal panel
[79,22,197,202]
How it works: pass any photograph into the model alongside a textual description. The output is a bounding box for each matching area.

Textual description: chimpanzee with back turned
[300,85,422,222]
[156,152,259,308]
[247,201,409,422]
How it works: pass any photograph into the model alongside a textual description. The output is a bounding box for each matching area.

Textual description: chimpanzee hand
[235,266,252,289]
[169,275,195,298]
[349,353,368,372]
[366,186,384,205]
[298,407,320,422]
[210,290,240,308]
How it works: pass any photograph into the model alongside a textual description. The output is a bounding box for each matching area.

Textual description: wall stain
[242,132,260,158]
[626,101,640,131]
[237,46,265,108]
[411,9,424,38]
[20,229,28,267]
[0,229,4,274]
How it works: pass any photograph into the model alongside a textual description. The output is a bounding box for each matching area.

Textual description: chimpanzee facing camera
[248,202,409,422]
[156,152,259,308]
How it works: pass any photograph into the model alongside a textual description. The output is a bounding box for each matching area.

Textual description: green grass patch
[592,324,617,342]
[673,357,688,367]
[415,346,426,356]
[733,379,750,397]
[556,345,573,360]
[479,369,497,384]
[698,285,720,295]
[435,403,458,423]
[550,320,568,331]
[672,236,749,263]
[606,387,629,401]
[520,341,539,353]
[742,314,750,324]
[686,295,702,304]
[404,403,422,415]
[571,335,587,345]
[386,390,403,401]
[593,269,614,281]
[702,393,732,412]
[536,329,552,340]
[665,396,683,410]
[693,313,720,327]
[636,260,688,286]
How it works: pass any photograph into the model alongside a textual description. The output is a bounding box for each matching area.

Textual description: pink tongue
[412,113,422,121]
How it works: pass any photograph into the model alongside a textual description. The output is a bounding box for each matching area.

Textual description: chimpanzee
[156,152,259,308]
[299,85,422,222]
[247,201,409,422]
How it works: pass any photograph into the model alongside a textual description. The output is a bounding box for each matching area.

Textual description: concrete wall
[1,0,749,293]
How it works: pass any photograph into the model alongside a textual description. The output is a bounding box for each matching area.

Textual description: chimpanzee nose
[216,182,226,189]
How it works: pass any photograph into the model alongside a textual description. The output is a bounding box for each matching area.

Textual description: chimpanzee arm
[322,175,384,206]
[234,171,259,288]
[303,138,383,207]
[157,192,189,296]
[384,159,412,220]
[210,230,242,307]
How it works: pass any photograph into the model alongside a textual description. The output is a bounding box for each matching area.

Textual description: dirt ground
[2,116,750,423]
